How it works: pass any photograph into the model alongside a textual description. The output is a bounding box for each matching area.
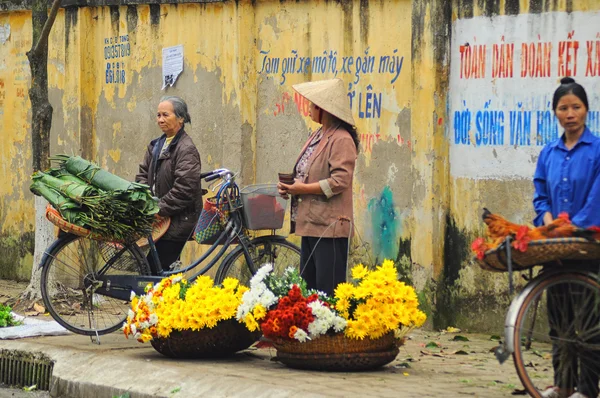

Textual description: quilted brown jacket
[136,129,203,241]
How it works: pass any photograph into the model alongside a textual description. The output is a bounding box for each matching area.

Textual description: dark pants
[547,273,600,397]
[147,239,186,275]
[300,237,348,296]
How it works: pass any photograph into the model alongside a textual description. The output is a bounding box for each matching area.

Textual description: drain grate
[0,349,54,390]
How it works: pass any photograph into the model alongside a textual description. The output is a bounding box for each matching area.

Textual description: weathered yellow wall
[2,0,599,331]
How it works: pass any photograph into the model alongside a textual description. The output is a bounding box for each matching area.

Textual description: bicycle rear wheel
[512,272,600,397]
[215,236,300,285]
[40,233,150,336]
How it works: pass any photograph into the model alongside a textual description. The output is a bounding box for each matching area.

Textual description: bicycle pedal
[494,345,510,364]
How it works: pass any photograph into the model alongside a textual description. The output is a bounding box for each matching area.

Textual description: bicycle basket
[194,197,229,244]
[240,184,287,230]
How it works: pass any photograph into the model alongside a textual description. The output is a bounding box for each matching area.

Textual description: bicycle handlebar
[201,168,234,182]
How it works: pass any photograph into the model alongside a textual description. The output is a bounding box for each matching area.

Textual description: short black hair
[552,77,589,111]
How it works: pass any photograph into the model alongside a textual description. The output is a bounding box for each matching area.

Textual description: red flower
[558,212,570,222]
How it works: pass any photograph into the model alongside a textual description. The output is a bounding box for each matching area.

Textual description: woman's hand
[543,211,553,226]
[277,182,290,199]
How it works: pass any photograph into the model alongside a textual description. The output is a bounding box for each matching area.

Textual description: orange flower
[471,237,488,260]
[288,325,298,339]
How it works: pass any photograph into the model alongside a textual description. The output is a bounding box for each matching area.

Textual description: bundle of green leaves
[30,155,159,242]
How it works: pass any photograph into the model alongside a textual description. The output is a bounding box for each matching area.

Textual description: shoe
[568,393,589,398]
[541,387,561,398]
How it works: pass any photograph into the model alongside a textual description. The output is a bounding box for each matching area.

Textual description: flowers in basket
[334,260,427,340]
[123,274,249,342]
[236,260,426,343]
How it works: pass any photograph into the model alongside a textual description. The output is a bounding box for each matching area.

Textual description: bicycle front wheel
[40,233,150,336]
[215,236,300,285]
[512,271,600,397]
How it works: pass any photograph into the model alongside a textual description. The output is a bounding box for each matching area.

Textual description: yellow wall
[2,0,600,330]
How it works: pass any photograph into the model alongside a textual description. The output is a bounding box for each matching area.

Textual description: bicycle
[39,168,301,336]
[488,237,600,397]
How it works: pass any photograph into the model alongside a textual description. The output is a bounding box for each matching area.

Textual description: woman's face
[157,101,183,137]
[555,94,587,135]
[308,102,321,124]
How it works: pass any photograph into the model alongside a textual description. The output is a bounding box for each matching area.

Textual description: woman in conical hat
[277,78,360,295]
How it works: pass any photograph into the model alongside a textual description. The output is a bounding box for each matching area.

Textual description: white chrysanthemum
[333,317,347,332]
[250,263,273,286]
[128,309,135,320]
[130,324,137,335]
[139,321,150,330]
[133,332,141,340]
[149,313,158,325]
[294,328,310,342]
[130,291,136,300]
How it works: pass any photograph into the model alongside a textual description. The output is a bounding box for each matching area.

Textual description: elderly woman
[136,96,203,274]
[534,78,600,398]
[277,78,359,296]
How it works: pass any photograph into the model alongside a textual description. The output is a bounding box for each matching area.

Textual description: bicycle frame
[63,168,261,301]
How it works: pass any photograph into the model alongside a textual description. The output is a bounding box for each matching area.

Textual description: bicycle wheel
[513,272,600,397]
[215,236,300,285]
[40,233,150,336]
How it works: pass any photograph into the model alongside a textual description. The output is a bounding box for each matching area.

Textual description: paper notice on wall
[0,24,10,44]
[162,45,183,90]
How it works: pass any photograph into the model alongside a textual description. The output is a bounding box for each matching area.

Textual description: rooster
[481,210,595,254]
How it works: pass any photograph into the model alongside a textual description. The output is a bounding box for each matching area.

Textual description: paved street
[0,327,542,398]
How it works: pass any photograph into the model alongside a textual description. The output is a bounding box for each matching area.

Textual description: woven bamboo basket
[276,347,400,372]
[476,238,600,272]
[150,319,261,359]
[45,204,170,245]
[272,332,401,371]
[273,331,396,355]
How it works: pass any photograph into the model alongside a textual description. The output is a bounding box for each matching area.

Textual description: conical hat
[292,78,355,126]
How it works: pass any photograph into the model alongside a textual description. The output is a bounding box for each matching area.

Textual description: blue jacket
[533,127,600,228]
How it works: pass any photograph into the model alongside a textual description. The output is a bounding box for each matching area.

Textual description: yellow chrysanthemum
[351,264,369,280]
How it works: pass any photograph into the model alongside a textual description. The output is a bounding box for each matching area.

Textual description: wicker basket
[276,347,400,372]
[150,319,261,358]
[272,332,401,371]
[477,238,600,272]
[45,204,170,245]
[273,332,396,355]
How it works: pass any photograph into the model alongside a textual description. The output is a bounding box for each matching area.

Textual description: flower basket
[275,347,400,372]
[272,332,400,371]
[150,319,261,358]
[273,331,396,355]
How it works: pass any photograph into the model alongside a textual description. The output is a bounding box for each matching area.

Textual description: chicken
[482,208,522,242]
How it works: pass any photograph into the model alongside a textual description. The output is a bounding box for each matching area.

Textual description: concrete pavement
[0,328,537,398]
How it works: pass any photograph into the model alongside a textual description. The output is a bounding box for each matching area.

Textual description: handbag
[194,197,228,244]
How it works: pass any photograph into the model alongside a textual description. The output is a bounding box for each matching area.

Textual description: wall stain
[359,0,369,46]
[368,186,399,263]
[529,0,543,14]
[434,214,469,329]
[477,0,499,17]
[126,5,138,35]
[0,232,34,281]
[149,4,160,26]
[457,0,474,19]
[110,5,120,33]
[64,6,77,52]
[395,236,412,285]
[504,0,520,15]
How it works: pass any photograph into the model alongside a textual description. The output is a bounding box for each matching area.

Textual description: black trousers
[300,237,348,296]
[147,239,187,275]
[547,273,600,397]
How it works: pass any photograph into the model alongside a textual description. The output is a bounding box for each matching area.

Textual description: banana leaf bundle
[30,155,160,242]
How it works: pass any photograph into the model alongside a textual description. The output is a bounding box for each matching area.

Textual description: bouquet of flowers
[236,260,426,343]
[123,274,249,343]
[334,260,427,340]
